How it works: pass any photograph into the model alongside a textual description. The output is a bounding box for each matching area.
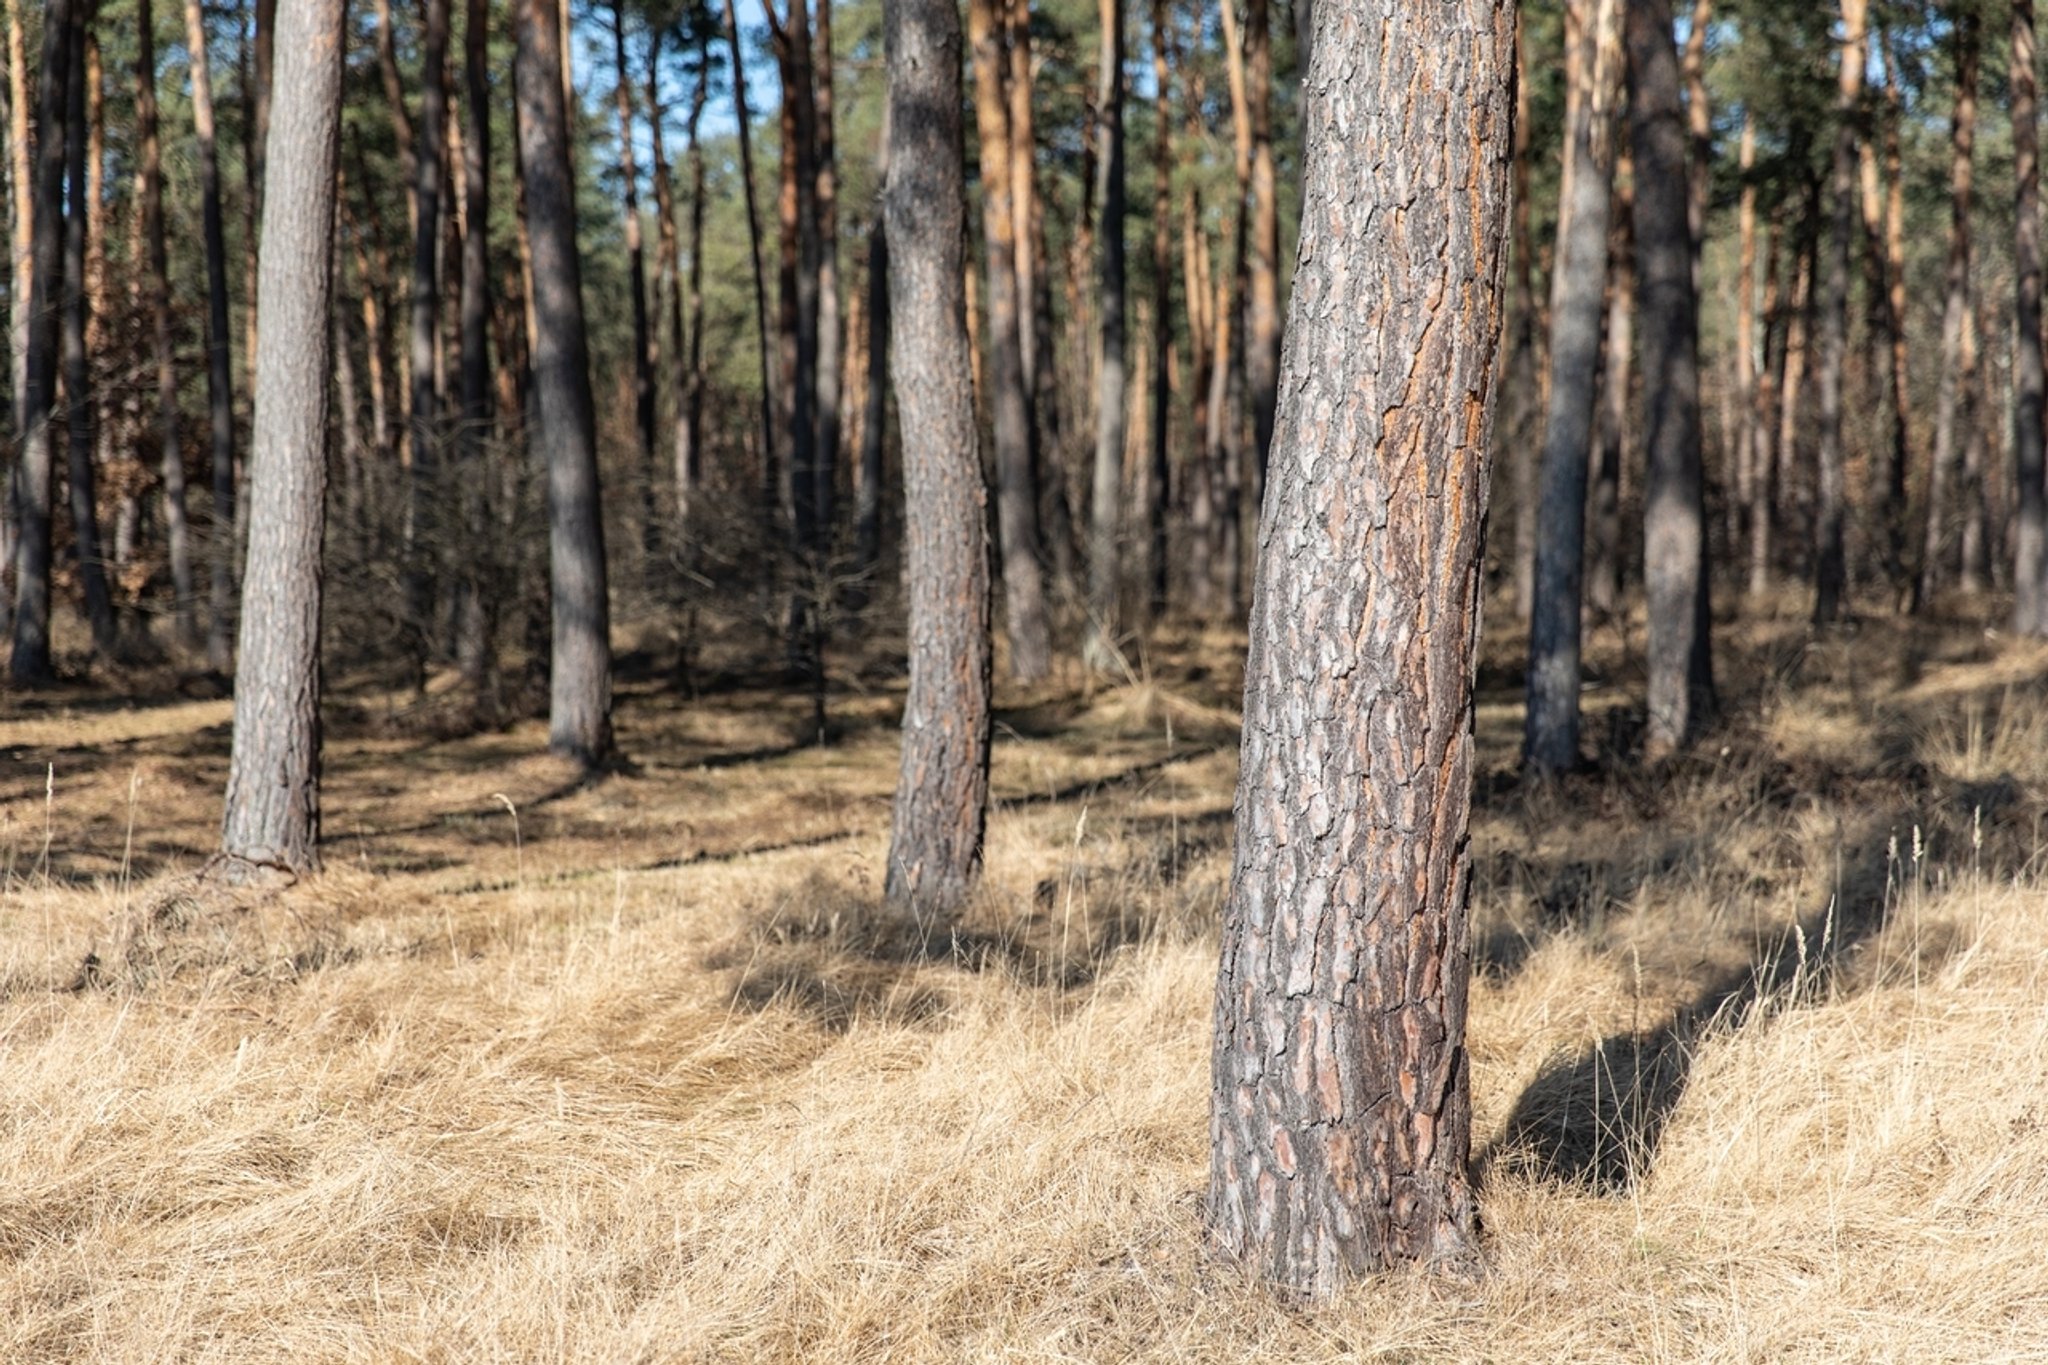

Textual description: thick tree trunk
[1083,0,1125,666]
[1208,0,1510,1293]
[968,0,1051,680]
[8,0,69,684]
[219,0,344,876]
[183,0,239,673]
[1811,0,1866,625]
[516,0,613,764]
[59,0,111,658]
[880,0,991,918]
[1525,0,1618,778]
[136,0,195,649]
[1919,12,1978,614]
[2014,0,2048,634]
[1627,0,1714,753]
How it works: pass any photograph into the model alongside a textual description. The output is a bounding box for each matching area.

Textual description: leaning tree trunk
[1626,0,1714,754]
[59,0,112,658]
[183,0,239,673]
[219,0,345,877]
[968,0,1051,680]
[516,0,613,764]
[880,0,992,918]
[1083,0,1126,667]
[1811,0,1866,625]
[2014,0,2048,635]
[1208,0,1511,1296]
[7,0,68,685]
[1525,0,1618,778]
[1919,10,1978,614]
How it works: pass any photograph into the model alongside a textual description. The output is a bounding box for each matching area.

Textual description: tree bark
[455,0,493,696]
[1761,197,1815,600]
[722,0,777,517]
[2014,0,2048,634]
[1083,0,1125,666]
[8,0,69,684]
[1242,0,1278,476]
[612,0,656,554]
[1525,0,1618,778]
[219,0,344,876]
[136,0,195,648]
[1587,156,1632,619]
[969,0,1051,680]
[182,0,239,673]
[1919,11,1977,614]
[404,0,448,667]
[1681,0,1709,287]
[1144,0,1169,620]
[1865,29,1909,597]
[1627,0,1714,753]
[1811,0,1866,625]
[59,0,111,658]
[6,0,28,434]
[517,0,613,764]
[1208,0,1510,1293]
[1508,9,1539,620]
[880,0,991,918]
[813,0,839,539]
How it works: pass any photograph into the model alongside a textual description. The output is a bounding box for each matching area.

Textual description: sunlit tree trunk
[1208,0,1510,1293]
[183,0,239,673]
[723,0,777,521]
[136,0,195,648]
[516,0,613,764]
[1083,0,1125,666]
[881,0,991,917]
[5,0,28,434]
[59,0,111,657]
[1919,10,1977,614]
[1681,0,1709,288]
[219,0,344,877]
[2013,0,2048,634]
[1811,0,1866,625]
[1142,0,1170,620]
[1242,0,1278,476]
[813,0,840,538]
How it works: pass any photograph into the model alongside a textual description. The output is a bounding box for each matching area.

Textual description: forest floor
[3,597,2048,1361]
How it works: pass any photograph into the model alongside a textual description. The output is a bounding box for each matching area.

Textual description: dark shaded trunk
[969,0,1050,680]
[183,0,240,673]
[813,0,839,539]
[405,0,448,667]
[1587,157,1632,620]
[1083,0,1125,666]
[1626,0,1714,753]
[1525,0,1618,778]
[1918,11,1977,614]
[1810,0,1866,625]
[7,0,67,684]
[516,0,613,764]
[1242,0,1277,476]
[880,0,992,917]
[722,0,777,521]
[59,0,111,657]
[1208,0,1510,1294]
[1508,9,1539,619]
[612,0,656,555]
[137,0,195,648]
[6,0,28,436]
[455,0,493,696]
[1144,0,1169,620]
[219,0,344,876]
[2014,0,2047,634]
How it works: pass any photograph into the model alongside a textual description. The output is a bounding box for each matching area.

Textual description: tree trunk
[1961,285,1992,592]
[1083,0,1125,666]
[1866,29,1909,597]
[880,0,992,918]
[1508,8,1539,620]
[1208,0,1510,1293]
[611,0,656,555]
[136,0,195,648]
[1587,157,1632,619]
[1525,0,1618,778]
[771,1,819,555]
[219,0,344,876]
[6,0,28,434]
[1627,0,1714,754]
[455,0,493,697]
[8,0,69,684]
[1732,115,1758,581]
[404,0,448,671]
[516,0,613,764]
[1217,0,1252,615]
[969,0,1051,680]
[1811,0,1866,625]
[855,194,888,583]
[813,0,839,539]
[1919,11,1977,614]
[722,0,777,518]
[1242,0,1278,476]
[59,0,111,658]
[1762,198,1815,599]
[2014,0,2048,634]
[1681,0,1709,286]
[1143,0,1170,620]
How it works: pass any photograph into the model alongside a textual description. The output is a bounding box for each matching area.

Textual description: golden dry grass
[3,611,2048,1361]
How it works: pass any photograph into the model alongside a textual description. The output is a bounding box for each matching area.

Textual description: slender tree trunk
[1242,0,1278,476]
[1811,0,1866,624]
[1919,12,1978,614]
[1681,0,1709,286]
[1508,9,1539,620]
[722,0,776,535]
[8,0,68,684]
[1143,0,1170,619]
[1762,201,1815,599]
[403,0,448,670]
[454,0,493,696]
[1525,0,1618,777]
[683,41,709,513]
[969,0,1051,680]
[219,0,343,876]
[6,0,28,434]
[1867,29,1910,597]
[1745,210,1781,602]
[1627,0,1714,753]
[1208,0,1510,1293]
[2014,0,2048,634]
[1084,0,1125,666]
[855,190,888,582]
[183,0,239,673]
[59,0,110,657]
[880,0,991,917]
[813,0,839,539]
[1217,0,1251,614]
[516,0,613,764]
[611,0,655,555]
[1587,156,1632,619]
[135,0,195,648]
[1733,115,1758,578]
[1961,285,1992,592]
[771,1,819,556]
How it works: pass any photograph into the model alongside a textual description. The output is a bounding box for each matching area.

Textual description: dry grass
[3,610,2048,1361]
